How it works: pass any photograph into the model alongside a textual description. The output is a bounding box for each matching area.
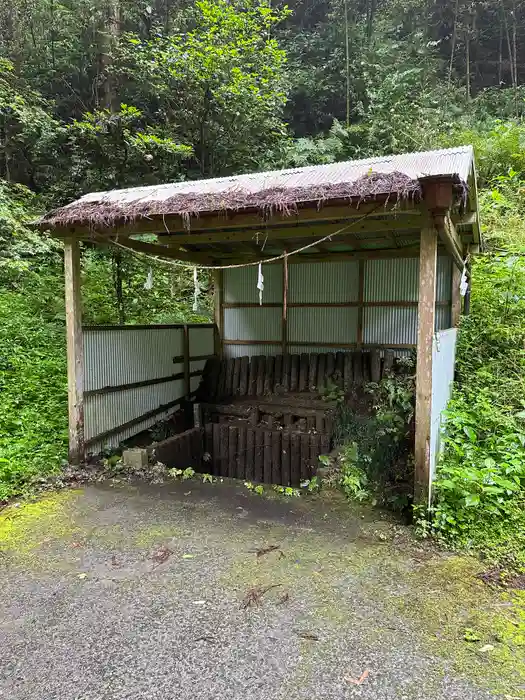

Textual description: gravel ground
[0,480,519,699]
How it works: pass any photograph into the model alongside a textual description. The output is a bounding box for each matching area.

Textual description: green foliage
[0,291,68,500]
[333,363,415,510]
[426,249,525,566]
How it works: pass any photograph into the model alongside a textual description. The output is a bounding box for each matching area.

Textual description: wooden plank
[274,354,283,391]
[451,262,462,327]
[290,433,301,486]
[370,349,381,383]
[315,412,324,432]
[254,429,264,483]
[352,351,362,385]
[256,356,266,396]
[237,426,246,480]
[264,355,275,395]
[245,428,255,481]
[343,353,352,391]
[299,353,309,392]
[205,423,213,472]
[217,359,227,400]
[219,424,229,477]
[232,357,241,396]
[415,225,437,505]
[335,352,345,387]
[212,422,220,474]
[213,269,223,359]
[225,358,235,397]
[263,431,272,484]
[290,354,299,392]
[193,403,203,428]
[310,433,320,476]
[362,351,371,383]
[64,239,85,464]
[320,434,331,456]
[307,416,315,431]
[248,356,258,396]
[326,353,335,382]
[228,425,238,479]
[282,353,291,392]
[317,354,326,392]
[239,356,249,396]
[300,433,311,480]
[250,408,259,427]
[308,353,318,392]
[281,432,291,486]
[272,430,281,484]
[183,325,191,398]
[384,349,395,374]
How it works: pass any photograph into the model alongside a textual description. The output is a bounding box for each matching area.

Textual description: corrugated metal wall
[429,328,458,500]
[84,325,214,453]
[222,255,453,357]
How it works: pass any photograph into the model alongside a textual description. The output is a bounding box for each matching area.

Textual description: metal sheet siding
[224,263,283,304]
[189,326,215,356]
[364,307,418,345]
[224,307,281,342]
[288,261,359,303]
[84,328,183,391]
[83,325,215,451]
[224,344,281,359]
[430,328,458,496]
[288,307,358,344]
[437,255,452,302]
[365,258,418,302]
[72,146,473,208]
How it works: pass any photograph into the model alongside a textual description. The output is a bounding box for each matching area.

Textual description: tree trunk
[112,251,126,324]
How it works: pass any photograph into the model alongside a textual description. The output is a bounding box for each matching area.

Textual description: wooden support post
[451,263,462,327]
[414,225,438,505]
[282,252,288,356]
[213,269,223,358]
[183,324,191,398]
[64,239,85,464]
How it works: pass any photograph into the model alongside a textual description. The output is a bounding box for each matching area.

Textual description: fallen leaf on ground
[253,544,281,558]
[77,573,87,580]
[151,545,173,565]
[479,644,495,653]
[182,554,195,559]
[241,584,282,609]
[345,670,370,685]
[295,630,320,641]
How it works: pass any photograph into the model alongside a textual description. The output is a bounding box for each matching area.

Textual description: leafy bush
[333,361,415,511]
[427,250,525,566]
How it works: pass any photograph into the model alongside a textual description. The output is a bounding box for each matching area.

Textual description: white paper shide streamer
[257,263,264,305]
[193,266,201,312]
[460,265,468,297]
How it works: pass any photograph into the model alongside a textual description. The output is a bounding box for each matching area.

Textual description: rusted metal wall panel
[288,261,359,302]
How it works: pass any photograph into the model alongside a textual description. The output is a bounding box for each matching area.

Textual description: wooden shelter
[41,146,480,503]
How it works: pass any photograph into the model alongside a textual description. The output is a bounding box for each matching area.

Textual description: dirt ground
[0,479,524,699]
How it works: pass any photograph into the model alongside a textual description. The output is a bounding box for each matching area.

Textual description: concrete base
[122,448,149,470]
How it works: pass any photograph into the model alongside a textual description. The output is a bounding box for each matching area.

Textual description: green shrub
[0,291,68,500]
[428,251,525,566]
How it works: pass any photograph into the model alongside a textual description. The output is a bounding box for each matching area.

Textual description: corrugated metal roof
[60,146,474,211]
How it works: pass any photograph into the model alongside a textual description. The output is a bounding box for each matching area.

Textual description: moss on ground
[0,491,81,559]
